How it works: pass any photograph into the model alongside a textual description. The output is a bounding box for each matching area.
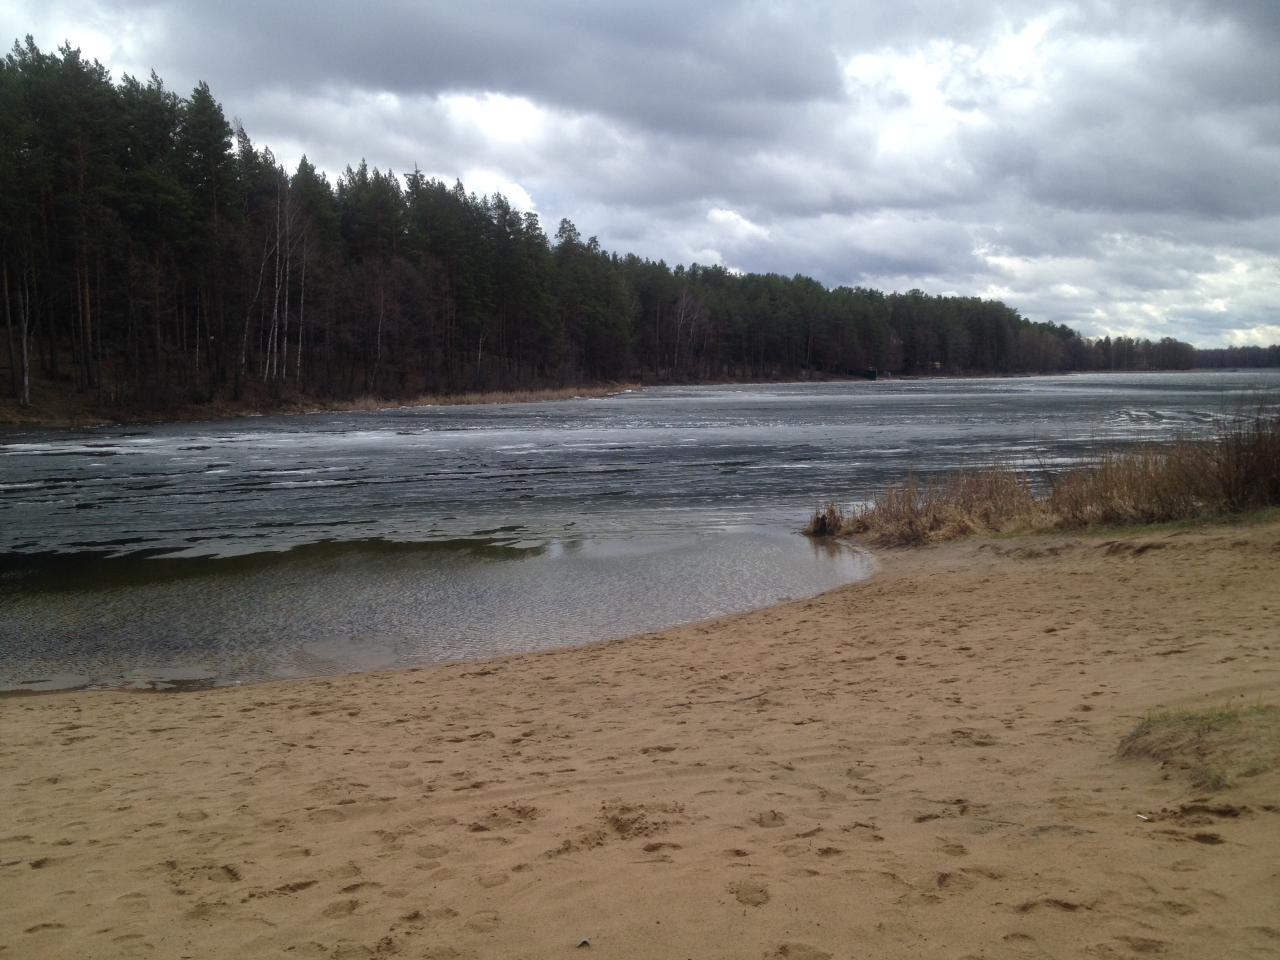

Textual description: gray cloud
[4,0,1277,345]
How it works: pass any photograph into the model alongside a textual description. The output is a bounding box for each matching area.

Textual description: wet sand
[3,520,1278,959]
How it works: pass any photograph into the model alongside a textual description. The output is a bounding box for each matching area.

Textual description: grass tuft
[803,501,846,537]
[1118,704,1280,791]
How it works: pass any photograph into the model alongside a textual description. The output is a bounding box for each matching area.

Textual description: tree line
[1193,345,1280,369]
[2,39,1266,414]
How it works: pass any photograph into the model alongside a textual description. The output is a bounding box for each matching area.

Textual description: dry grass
[839,467,1042,545]
[1049,415,1280,526]
[803,501,846,537]
[1118,704,1280,791]
[819,412,1280,545]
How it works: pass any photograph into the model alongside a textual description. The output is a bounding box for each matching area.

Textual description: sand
[3,520,1278,959]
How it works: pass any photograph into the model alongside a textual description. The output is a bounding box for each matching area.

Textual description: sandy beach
[2,520,1278,960]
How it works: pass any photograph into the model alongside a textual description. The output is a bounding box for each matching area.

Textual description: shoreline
[0,382,643,431]
[4,367,1258,431]
[3,518,1278,958]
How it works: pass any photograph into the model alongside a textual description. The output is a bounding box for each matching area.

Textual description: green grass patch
[1118,704,1280,792]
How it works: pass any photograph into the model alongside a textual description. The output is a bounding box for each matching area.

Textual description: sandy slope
[2,521,1278,960]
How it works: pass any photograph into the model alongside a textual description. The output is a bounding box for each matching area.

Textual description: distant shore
[3,516,1276,958]
[1,373,863,430]
[0,382,645,431]
[5,367,1265,431]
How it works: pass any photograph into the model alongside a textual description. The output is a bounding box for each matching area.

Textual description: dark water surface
[2,371,1276,690]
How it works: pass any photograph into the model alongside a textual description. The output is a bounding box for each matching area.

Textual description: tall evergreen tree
[2,39,1237,421]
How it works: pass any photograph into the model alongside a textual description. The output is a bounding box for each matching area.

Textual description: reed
[812,412,1280,545]
[1047,412,1280,527]
[803,501,845,537]
[840,467,1043,545]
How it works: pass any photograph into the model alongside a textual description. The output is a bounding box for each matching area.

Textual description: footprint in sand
[1113,935,1169,954]
[308,807,347,824]
[105,933,156,958]
[321,898,361,918]
[1015,897,1088,913]
[465,910,501,933]
[729,879,771,906]
[770,945,831,960]
[184,901,233,921]
[935,871,977,892]
[286,942,328,958]
[400,907,462,927]
[469,804,542,833]
[332,940,377,960]
[1000,932,1056,959]
[643,841,681,853]
[321,861,364,881]
[477,872,509,888]
[752,810,787,828]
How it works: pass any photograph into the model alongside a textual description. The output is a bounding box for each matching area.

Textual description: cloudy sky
[5,1,1278,346]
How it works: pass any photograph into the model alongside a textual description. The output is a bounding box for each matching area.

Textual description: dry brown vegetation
[812,412,1280,545]
[842,466,1040,545]
[0,382,639,428]
[320,384,638,412]
[801,501,845,536]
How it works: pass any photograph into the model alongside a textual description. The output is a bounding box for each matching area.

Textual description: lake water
[2,370,1276,690]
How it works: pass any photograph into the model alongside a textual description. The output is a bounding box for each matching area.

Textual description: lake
[2,370,1276,690]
